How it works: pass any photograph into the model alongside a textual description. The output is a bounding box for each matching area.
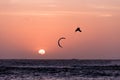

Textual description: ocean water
[0,59,120,80]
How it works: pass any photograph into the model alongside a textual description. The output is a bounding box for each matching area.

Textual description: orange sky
[0,0,120,59]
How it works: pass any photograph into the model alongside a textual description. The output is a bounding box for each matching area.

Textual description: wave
[0,59,120,79]
[0,65,120,77]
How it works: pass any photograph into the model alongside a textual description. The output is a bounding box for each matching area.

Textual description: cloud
[0,0,118,17]
[0,10,113,18]
[10,0,21,4]
[92,5,120,10]
[9,0,56,4]
[99,14,113,17]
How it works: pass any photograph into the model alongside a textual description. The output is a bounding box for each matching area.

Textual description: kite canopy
[75,27,82,32]
[58,37,66,48]
[57,26,82,48]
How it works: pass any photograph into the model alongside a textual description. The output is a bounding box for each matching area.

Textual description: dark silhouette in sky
[75,27,82,32]
[58,37,66,48]
[58,27,82,48]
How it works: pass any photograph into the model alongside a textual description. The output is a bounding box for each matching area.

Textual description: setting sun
[38,49,45,55]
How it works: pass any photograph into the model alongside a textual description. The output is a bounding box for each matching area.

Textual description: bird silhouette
[75,27,82,32]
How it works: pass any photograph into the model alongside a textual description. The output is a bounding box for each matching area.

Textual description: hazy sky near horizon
[0,0,120,59]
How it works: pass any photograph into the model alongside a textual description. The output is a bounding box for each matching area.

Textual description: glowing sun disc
[38,49,45,55]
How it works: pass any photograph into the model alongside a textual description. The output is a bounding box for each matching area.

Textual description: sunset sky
[0,0,120,59]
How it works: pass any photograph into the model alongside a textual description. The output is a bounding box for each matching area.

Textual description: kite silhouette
[58,37,66,48]
[75,27,82,32]
[58,26,82,48]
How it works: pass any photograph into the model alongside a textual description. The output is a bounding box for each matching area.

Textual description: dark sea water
[0,59,120,80]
